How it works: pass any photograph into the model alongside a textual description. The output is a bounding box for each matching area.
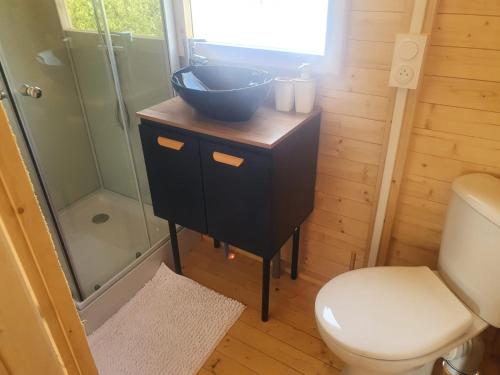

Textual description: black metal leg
[168,221,182,275]
[213,238,220,248]
[261,258,271,322]
[291,226,300,280]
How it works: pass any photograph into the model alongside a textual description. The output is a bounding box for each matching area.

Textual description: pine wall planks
[281,0,414,283]
[383,0,500,357]
[385,0,500,268]
[287,0,500,288]
[279,0,500,357]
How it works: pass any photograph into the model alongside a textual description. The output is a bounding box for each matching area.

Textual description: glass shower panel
[0,72,78,299]
[0,0,151,299]
[97,0,175,245]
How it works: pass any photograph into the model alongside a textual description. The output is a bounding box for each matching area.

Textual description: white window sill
[195,42,323,73]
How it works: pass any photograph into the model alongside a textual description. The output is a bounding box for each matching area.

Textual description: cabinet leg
[261,258,271,322]
[168,221,182,275]
[213,238,220,248]
[272,250,281,278]
[291,226,300,280]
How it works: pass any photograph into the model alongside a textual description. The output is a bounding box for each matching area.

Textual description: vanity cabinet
[140,125,207,233]
[138,97,320,321]
[200,139,273,256]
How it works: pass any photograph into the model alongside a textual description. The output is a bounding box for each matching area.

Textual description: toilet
[315,173,500,375]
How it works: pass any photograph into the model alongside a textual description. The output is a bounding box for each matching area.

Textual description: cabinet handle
[157,136,184,151]
[213,151,244,167]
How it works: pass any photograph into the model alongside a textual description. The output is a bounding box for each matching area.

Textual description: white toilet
[315,173,500,375]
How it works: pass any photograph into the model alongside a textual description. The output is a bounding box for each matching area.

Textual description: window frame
[54,0,73,30]
[175,0,348,75]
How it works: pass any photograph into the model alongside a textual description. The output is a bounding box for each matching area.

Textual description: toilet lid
[315,266,473,361]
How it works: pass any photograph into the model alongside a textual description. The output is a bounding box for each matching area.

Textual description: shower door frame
[0,0,182,306]
[0,64,86,301]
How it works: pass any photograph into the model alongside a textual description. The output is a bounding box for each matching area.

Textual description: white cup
[274,78,294,112]
[294,79,316,114]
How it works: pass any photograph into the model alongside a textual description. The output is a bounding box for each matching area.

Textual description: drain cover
[92,213,109,224]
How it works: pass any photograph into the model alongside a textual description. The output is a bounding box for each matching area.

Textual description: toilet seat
[315,266,473,361]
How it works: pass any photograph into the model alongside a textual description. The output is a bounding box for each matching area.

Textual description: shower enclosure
[0,0,177,303]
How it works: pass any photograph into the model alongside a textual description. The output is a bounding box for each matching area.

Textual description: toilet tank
[438,174,500,328]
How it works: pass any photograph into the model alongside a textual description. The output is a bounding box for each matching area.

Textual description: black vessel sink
[171,65,273,122]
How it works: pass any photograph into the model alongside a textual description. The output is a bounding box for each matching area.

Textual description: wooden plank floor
[182,239,342,375]
[183,239,499,375]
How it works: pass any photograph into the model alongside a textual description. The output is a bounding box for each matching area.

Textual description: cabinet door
[140,122,207,233]
[201,140,272,257]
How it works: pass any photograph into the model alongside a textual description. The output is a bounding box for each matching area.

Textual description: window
[190,0,330,56]
[63,0,163,37]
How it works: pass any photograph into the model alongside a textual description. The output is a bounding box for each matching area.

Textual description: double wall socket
[389,33,428,89]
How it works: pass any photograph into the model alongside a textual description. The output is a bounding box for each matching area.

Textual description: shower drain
[92,213,109,224]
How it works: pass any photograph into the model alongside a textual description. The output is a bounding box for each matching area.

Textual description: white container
[274,78,294,112]
[294,63,316,114]
[294,79,316,113]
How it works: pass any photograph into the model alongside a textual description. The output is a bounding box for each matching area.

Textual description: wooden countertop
[137,96,321,149]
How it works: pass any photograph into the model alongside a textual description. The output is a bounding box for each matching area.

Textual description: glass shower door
[89,0,174,245]
[0,0,163,300]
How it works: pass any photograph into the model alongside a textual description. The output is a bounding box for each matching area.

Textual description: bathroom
[0,0,499,374]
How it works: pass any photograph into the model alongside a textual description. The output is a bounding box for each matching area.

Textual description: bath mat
[88,263,245,375]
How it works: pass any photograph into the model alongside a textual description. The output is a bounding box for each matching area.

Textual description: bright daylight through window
[190,0,330,56]
[64,0,163,36]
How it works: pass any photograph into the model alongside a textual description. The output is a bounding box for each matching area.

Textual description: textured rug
[88,263,245,375]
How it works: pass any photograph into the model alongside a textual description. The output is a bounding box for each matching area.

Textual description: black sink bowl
[171,65,273,122]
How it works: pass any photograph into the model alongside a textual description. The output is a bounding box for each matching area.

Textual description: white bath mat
[88,263,244,375]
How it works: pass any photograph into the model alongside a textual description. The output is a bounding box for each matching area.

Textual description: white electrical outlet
[389,34,427,89]
[395,65,415,84]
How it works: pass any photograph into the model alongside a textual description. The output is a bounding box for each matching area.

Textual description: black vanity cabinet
[139,124,207,233]
[200,139,273,256]
[138,97,321,321]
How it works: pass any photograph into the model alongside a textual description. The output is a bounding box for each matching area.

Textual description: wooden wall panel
[400,174,451,204]
[319,68,391,97]
[385,5,500,363]
[405,151,500,183]
[286,1,414,283]
[387,240,439,267]
[350,11,404,42]
[0,104,98,374]
[385,1,500,275]
[420,76,500,113]
[346,40,394,70]
[413,103,500,141]
[439,0,500,16]
[315,191,372,222]
[321,113,386,144]
[432,14,500,49]
[317,154,379,185]
[319,91,389,120]
[319,135,382,165]
[425,46,500,81]
[411,128,500,167]
[295,0,500,360]
[316,173,375,205]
